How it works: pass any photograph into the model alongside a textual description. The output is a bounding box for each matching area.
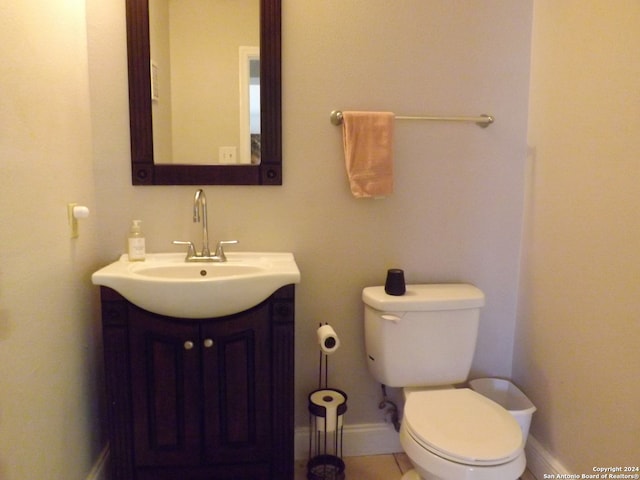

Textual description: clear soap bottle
[128,220,146,261]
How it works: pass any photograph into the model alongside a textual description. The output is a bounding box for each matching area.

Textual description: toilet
[363,284,526,480]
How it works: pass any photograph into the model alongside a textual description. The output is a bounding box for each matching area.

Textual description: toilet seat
[403,388,523,466]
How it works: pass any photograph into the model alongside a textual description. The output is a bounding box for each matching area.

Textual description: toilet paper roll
[309,389,347,433]
[317,324,340,355]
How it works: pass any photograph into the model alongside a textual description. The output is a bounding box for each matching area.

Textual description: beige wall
[21,0,640,477]
[149,0,259,165]
[169,0,259,163]
[149,0,174,164]
[88,0,533,429]
[515,0,640,470]
[0,1,103,479]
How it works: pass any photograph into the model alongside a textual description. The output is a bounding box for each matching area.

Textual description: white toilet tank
[363,284,485,387]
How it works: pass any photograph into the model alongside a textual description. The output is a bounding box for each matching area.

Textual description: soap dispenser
[128,219,146,261]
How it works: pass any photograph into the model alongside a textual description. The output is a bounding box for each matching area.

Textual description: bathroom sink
[134,264,263,279]
[92,252,300,319]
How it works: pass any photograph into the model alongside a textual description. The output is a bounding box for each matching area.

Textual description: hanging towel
[341,111,395,198]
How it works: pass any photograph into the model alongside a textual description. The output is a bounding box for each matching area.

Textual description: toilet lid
[403,388,523,465]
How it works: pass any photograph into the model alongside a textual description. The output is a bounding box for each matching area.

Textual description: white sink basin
[92,252,300,319]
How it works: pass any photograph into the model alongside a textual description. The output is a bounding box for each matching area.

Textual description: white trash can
[469,378,536,444]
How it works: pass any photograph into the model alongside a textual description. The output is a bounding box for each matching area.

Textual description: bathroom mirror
[126,0,281,185]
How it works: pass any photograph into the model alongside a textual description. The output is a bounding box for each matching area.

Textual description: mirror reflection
[149,0,260,165]
[126,0,281,185]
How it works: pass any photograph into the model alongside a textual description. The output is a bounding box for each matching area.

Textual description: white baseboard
[525,435,570,479]
[295,422,402,460]
[85,444,110,480]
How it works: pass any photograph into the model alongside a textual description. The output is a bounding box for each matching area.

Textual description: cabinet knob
[203,338,214,348]
[184,340,195,350]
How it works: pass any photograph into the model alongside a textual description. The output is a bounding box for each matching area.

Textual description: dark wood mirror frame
[126,0,281,185]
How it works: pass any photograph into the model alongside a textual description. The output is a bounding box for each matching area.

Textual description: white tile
[344,455,403,480]
[393,453,413,474]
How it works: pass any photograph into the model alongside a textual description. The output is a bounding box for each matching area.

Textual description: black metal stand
[307,325,348,480]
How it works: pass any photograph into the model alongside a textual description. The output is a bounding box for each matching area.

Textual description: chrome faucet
[193,188,210,257]
[172,188,238,262]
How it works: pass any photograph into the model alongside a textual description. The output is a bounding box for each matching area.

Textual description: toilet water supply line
[379,384,401,432]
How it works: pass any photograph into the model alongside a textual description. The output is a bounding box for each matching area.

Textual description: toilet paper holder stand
[307,323,348,480]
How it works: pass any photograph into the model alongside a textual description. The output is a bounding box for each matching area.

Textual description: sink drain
[200,270,207,277]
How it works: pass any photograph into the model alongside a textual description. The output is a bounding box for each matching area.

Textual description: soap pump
[128,219,146,261]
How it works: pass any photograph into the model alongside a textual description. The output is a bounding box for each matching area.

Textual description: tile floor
[295,454,536,480]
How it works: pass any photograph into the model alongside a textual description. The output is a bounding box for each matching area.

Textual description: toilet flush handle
[381,313,403,323]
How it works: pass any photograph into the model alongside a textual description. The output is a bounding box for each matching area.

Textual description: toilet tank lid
[362,284,485,311]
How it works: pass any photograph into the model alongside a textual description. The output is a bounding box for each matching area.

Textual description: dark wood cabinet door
[129,308,202,466]
[201,302,272,464]
[101,285,294,480]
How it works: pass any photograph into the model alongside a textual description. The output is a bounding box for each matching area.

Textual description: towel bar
[330,110,494,128]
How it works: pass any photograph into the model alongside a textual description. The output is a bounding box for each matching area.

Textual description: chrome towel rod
[330,110,494,128]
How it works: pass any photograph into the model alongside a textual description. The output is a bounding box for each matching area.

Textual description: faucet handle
[214,240,239,262]
[172,240,196,258]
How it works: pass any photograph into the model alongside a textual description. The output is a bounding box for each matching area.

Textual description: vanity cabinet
[100,285,295,480]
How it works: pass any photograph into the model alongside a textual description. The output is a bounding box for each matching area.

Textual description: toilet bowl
[362,284,528,480]
[399,388,525,480]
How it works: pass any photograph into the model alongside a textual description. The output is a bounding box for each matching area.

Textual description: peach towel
[342,111,395,198]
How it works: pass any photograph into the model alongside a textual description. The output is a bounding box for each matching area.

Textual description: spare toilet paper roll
[317,324,340,354]
[309,389,347,433]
